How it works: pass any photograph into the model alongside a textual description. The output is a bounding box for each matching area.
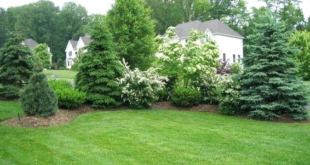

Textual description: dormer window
[69,51,72,56]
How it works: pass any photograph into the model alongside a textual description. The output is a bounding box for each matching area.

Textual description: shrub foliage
[0,85,20,100]
[49,80,86,109]
[20,58,58,117]
[172,87,201,107]
[118,59,167,109]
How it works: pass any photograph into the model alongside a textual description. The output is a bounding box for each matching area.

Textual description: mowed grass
[43,70,77,79]
[0,101,309,165]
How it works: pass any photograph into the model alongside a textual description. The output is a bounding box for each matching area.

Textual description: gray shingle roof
[69,40,78,49]
[24,38,38,49]
[175,19,243,39]
[81,35,91,46]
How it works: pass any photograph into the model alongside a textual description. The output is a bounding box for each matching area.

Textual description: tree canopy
[107,0,156,70]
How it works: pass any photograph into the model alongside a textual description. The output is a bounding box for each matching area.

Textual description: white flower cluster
[118,59,168,108]
[155,27,220,87]
[199,73,240,103]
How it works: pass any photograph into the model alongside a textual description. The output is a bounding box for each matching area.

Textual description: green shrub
[172,88,201,107]
[49,80,72,89]
[157,88,170,101]
[20,72,58,117]
[0,85,20,100]
[231,63,242,74]
[54,88,86,109]
[219,92,241,115]
[49,80,86,109]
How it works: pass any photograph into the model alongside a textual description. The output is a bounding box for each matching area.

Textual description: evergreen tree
[240,13,308,120]
[107,0,156,70]
[75,17,123,108]
[0,32,33,87]
[20,57,58,117]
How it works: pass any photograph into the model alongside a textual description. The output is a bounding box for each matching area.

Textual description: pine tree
[240,13,308,120]
[107,0,156,70]
[75,17,123,108]
[20,57,58,117]
[0,32,33,87]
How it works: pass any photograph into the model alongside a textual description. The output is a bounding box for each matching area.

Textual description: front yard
[0,101,309,165]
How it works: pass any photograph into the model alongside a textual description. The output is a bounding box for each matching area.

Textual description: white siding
[65,42,77,69]
[213,35,243,64]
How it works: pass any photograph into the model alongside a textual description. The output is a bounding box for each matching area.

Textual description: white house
[173,19,243,64]
[65,35,91,69]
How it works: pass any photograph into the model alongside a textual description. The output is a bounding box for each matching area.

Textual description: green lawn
[0,101,309,165]
[43,70,77,79]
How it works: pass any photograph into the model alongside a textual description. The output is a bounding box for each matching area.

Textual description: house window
[68,61,70,66]
[238,55,241,63]
[69,51,72,56]
[223,53,226,61]
[233,54,236,63]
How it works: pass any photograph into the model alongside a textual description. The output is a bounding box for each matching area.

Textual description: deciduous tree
[107,0,156,70]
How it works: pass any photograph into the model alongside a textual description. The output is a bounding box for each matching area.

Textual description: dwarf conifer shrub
[20,59,58,117]
[172,87,201,107]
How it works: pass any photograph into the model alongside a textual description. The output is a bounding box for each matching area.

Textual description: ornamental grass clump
[118,59,168,109]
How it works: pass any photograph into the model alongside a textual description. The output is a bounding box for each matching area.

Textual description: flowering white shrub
[118,59,168,109]
[197,73,238,104]
[155,27,220,88]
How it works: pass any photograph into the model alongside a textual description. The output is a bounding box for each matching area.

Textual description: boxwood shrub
[172,87,201,107]
[49,80,86,109]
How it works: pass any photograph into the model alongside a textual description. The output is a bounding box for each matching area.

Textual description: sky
[0,0,309,18]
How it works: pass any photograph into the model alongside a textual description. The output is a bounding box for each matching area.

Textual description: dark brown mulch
[151,101,218,113]
[152,101,310,123]
[1,105,96,127]
[1,102,309,127]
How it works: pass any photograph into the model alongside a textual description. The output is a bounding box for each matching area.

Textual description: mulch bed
[151,101,218,113]
[1,105,96,127]
[1,101,309,128]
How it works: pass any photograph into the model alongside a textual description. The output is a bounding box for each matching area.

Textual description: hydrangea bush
[118,59,168,109]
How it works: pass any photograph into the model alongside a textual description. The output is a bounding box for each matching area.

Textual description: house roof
[175,19,243,39]
[80,35,91,46]
[69,40,78,49]
[24,38,38,49]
